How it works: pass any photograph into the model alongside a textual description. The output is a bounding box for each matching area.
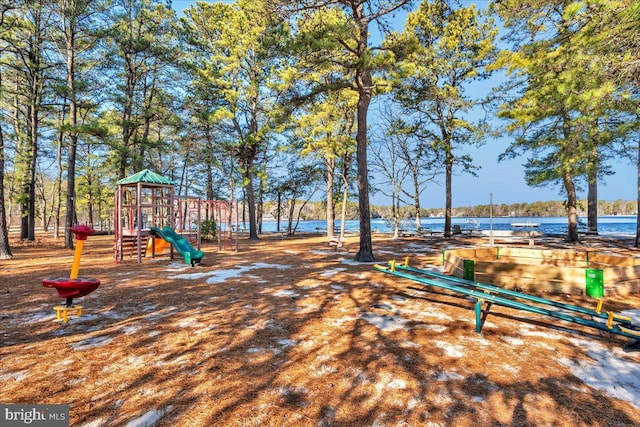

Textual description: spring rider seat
[43,225,101,322]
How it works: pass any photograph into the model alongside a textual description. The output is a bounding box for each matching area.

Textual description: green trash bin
[585,268,604,298]
[463,259,474,281]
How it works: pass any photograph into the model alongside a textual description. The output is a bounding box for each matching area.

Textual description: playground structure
[374,257,640,350]
[175,198,239,253]
[42,225,101,322]
[114,169,238,264]
[443,247,640,296]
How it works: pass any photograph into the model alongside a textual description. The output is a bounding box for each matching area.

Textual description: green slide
[150,226,204,266]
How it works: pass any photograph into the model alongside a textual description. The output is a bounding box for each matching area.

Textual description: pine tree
[388,0,497,237]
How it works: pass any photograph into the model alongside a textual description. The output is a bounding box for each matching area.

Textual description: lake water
[257,216,638,236]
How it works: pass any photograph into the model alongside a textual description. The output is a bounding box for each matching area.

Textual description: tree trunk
[354,11,374,262]
[206,162,214,200]
[244,162,259,240]
[87,175,94,229]
[241,190,247,232]
[564,171,580,243]
[276,193,282,233]
[228,187,236,237]
[587,166,598,235]
[635,137,640,247]
[27,101,38,242]
[325,157,336,240]
[11,74,27,242]
[287,198,295,235]
[412,171,422,232]
[205,125,214,200]
[257,147,268,234]
[444,147,453,238]
[135,75,155,173]
[178,155,188,197]
[20,198,28,241]
[355,84,373,261]
[60,0,80,248]
[40,182,49,232]
[257,181,264,234]
[119,72,136,179]
[586,145,599,235]
[0,85,12,259]
[65,92,77,248]
[118,4,138,180]
[339,158,349,242]
[0,0,11,258]
[54,112,64,239]
[561,113,579,243]
[392,191,400,239]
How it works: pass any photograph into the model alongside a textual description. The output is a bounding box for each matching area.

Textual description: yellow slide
[146,236,171,256]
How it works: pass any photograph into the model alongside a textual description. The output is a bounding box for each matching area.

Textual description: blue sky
[172,0,637,209]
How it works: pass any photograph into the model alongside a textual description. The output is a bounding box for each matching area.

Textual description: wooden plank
[444,257,465,276]
[474,273,583,294]
[606,265,640,283]
[439,247,640,296]
[474,248,498,260]
[497,247,588,262]
[445,248,477,259]
[486,257,587,268]
[588,252,640,267]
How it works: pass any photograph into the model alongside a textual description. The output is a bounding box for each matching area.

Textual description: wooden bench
[460,228,480,237]
[451,225,481,237]
[415,229,446,238]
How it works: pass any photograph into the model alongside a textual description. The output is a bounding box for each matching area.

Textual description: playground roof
[116,169,175,186]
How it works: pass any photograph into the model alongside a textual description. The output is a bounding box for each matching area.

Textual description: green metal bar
[393,263,630,325]
[475,300,483,333]
[374,264,639,339]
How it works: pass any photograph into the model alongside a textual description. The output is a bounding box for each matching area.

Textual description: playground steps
[120,235,149,258]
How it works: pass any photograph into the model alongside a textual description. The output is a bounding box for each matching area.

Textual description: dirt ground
[1,231,640,427]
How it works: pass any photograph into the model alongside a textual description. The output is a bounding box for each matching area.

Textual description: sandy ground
[1,231,640,427]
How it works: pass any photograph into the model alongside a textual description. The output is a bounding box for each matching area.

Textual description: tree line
[271,198,637,223]
[1,0,639,260]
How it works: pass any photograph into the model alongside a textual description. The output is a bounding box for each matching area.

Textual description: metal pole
[489,193,494,247]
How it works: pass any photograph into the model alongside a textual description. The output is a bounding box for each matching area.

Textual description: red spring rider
[43,225,101,322]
